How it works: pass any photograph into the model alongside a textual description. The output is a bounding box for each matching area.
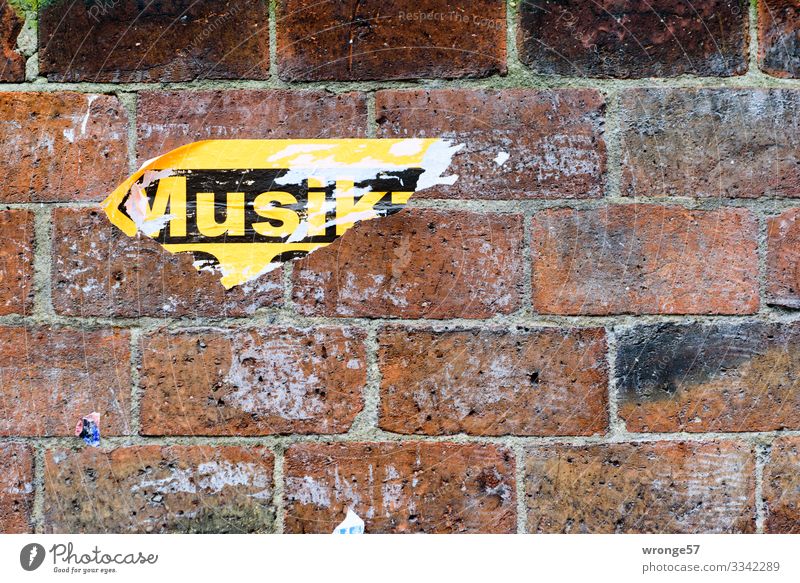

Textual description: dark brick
[0,0,25,82]
[285,442,515,533]
[292,209,524,319]
[767,209,800,308]
[39,0,269,82]
[139,327,367,436]
[0,326,131,436]
[526,441,755,533]
[764,437,800,533]
[621,88,800,198]
[616,322,800,432]
[378,327,608,436]
[137,90,368,162]
[517,0,748,78]
[277,0,506,81]
[759,0,800,77]
[0,443,33,533]
[44,446,274,533]
[0,210,33,316]
[531,205,759,315]
[52,208,282,318]
[375,89,606,199]
[0,92,129,202]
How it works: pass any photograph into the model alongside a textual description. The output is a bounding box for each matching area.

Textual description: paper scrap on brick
[102,139,462,288]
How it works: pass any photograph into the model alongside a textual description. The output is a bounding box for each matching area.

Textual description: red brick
[0,443,32,533]
[517,0,748,78]
[526,441,755,533]
[0,0,25,82]
[531,205,759,315]
[277,0,506,81]
[378,327,608,436]
[621,88,800,198]
[375,89,606,199]
[139,327,367,436]
[0,326,131,437]
[764,437,800,533]
[284,442,515,533]
[0,210,33,316]
[137,90,368,162]
[52,208,281,318]
[0,92,129,202]
[759,0,800,77]
[292,209,524,319]
[616,322,800,432]
[39,0,269,82]
[767,209,800,308]
[44,446,274,533]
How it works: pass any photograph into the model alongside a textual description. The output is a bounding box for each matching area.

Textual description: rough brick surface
[375,89,606,199]
[617,322,800,433]
[0,443,33,533]
[526,441,755,533]
[378,327,608,436]
[39,0,269,82]
[44,446,274,533]
[764,437,800,533]
[52,208,281,318]
[284,442,515,533]
[0,0,25,82]
[517,0,748,78]
[277,0,506,81]
[139,327,367,436]
[137,90,368,162]
[0,92,129,202]
[759,0,800,77]
[767,209,800,308]
[621,89,800,198]
[531,205,759,315]
[0,326,131,436]
[292,209,524,319]
[0,210,33,316]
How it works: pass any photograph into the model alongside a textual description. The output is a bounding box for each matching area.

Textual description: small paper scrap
[75,412,101,447]
[332,508,364,534]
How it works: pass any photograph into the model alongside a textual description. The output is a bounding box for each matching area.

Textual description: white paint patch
[493,151,510,166]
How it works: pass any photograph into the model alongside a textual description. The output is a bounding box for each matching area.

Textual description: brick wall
[0,0,799,534]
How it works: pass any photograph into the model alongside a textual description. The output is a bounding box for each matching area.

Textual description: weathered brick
[378,327,608,436]
[0,0,25,82]
[137,90,368,162]
[531,205,759,315]
[0,209,33,316]
[44,446,274,533]
[617,322,800,433]
[284,442,515,533]
[0,92,129,202]
[517,0,748,78]
[39,0,269,82]
[621,88,800,198]
[292,209,524,319]
[139,327,366,436]
[52,208,281,317]
[759,0,800,77]
[764,437,800,533]
[526,441,755,533]
[0,326,131,436]
[277,0,506,81]
[0,443,32,533]
[375,89,606,199]
[767,209,800,308]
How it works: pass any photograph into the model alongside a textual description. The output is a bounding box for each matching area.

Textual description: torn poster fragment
[332,508,365,534]
[102,139,463,288]
[75,412,101,447]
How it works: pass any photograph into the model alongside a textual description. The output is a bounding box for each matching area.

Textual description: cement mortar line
[116,91,138,175]
[748,0,761,72]
[128,328,143,437]
[346,323,382,436]
[31,205,53,319]
[271,442,286,534]
[754,441,771,534]
[268,0,278,80]
[513,442,527,534]
[605,326,626,437]
[31,444,46,534]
